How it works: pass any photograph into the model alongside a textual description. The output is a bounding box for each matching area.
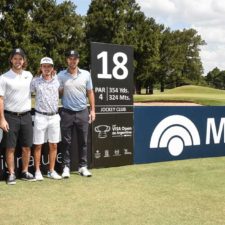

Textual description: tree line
[0,0,216,93]
[205,67,225,90]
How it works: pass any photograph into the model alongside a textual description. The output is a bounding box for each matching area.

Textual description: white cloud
[136,0,225,74]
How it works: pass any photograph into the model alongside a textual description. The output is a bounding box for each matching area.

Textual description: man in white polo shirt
[0,48,35,184]
[31,57,61,180]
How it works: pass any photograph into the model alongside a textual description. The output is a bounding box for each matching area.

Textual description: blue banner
[134,106,225,164]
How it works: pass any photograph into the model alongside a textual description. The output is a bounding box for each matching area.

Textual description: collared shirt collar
[40,74,55,82]
[10,69,23,76]
[66,67,81,76]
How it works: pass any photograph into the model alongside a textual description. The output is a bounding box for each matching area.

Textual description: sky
[56,0,225,75]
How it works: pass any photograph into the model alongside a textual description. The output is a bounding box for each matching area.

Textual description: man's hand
[0,118,9,132]
[89,110,96,123]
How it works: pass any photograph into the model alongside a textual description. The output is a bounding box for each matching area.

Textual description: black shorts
[2,112,33,148]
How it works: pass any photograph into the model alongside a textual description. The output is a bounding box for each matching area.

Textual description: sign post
[91,42,134,168]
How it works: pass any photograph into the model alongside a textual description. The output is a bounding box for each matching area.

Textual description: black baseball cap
[65,50,79,58]
[10,48,26,58]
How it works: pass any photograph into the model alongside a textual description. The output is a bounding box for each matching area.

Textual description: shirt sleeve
[0,76,6,97]
[55,76,61,89]
[30,77,36,93]
[57,72,64,89]
[86,72,93,90]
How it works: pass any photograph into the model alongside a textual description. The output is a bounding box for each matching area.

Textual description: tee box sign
[91,42,134,168]
[91,42,133,106]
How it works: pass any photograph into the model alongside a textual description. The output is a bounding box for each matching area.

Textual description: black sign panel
[92,113,133,168]
[91,42,134,168]
[91,42,133,106]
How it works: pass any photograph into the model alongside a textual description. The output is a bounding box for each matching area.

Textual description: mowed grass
[134,85,225,106]
[1,157,225,225]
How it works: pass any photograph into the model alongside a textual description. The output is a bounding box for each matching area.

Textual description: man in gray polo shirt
[58,50,95,178]
[0,48,35,184]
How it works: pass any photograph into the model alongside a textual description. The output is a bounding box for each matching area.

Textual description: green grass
[134,85,225,106]
[1,157,225,225]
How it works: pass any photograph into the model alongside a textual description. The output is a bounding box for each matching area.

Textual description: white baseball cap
[40,57,54,65]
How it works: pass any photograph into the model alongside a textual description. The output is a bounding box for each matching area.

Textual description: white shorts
[33,113,61,145]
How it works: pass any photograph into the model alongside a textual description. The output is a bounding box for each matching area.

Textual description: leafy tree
[0,0,35,73]
[134,17,161,94]
[157,28,177,91]
[30,0,85,71]
[181,29,205,82]
[0,0,85,74]
[158,28,205,91]
[205,67,225,89]
[86,0,161,93]
[205,67,220,87]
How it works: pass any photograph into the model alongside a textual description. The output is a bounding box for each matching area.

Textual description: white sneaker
[78,167,92,177]
[62,166,70,178]
[47,170,62,180]
[35,170,44,181]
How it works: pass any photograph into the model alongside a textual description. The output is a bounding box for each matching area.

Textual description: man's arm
[0,96,9,132]
[87,89,96,123]
[57,73,64,97]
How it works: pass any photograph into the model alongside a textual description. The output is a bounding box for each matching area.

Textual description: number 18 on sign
[91,42,133,106]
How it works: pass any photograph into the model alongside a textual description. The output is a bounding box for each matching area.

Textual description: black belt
[35,110,58,116]
[4,110,30,116]
[62,108,85,113]
[62,108,75,114]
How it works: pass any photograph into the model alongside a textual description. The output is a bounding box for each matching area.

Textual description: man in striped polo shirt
[0,48,35,184]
